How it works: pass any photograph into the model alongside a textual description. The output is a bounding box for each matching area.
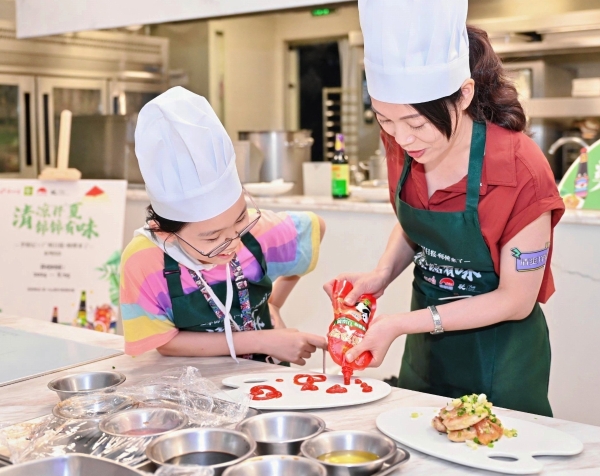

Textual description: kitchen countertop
[127,188,600,225]
[1,316,599,474]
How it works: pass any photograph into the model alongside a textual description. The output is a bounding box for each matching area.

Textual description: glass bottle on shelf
[331,133,350,199]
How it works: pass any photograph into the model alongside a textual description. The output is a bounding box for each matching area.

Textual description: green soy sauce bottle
[331,133,350,199]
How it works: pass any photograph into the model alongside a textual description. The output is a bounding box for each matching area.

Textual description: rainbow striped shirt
[120,209,320,355]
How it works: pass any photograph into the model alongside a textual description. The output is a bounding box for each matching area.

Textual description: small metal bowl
[53,393,135,421]
[48,371,126,401]
[146,428,256,476]
[99,407,188,438]
[222,455,327,476]
[236,411,326,455]
[301,430,397,476]
[0,454,145,476]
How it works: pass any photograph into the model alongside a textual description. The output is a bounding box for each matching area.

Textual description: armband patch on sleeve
[511,243,549,272]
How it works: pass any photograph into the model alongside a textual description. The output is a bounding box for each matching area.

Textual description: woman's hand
[268,303,286,329]
[323,268,392,304]
[262,329,326,365]
[345,314,403,367]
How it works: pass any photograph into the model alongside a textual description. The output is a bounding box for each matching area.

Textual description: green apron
[163,232,274,362]
[396,121,552,416]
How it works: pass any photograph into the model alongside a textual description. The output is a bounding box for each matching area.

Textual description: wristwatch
[428,305,444,335]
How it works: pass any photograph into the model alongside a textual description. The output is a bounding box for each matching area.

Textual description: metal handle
[372,448,410,475]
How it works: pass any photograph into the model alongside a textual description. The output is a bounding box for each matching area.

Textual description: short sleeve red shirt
[383,122,565,303]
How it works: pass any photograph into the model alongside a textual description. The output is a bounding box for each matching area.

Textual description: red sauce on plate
[326,384,348,394]
[301,383,319,391]
[249,385,282,400]
[355,379,362,384]
[293,374,326,386]
[275,379,284,382]
[361,385,373,393]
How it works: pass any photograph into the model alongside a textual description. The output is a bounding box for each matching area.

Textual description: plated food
[432,394,517,447]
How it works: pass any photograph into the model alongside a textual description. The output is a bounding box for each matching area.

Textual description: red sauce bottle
[327,280,376,384]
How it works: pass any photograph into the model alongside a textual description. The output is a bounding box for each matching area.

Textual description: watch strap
[428,305,444,335]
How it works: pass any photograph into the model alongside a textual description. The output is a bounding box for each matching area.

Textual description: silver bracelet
[428,305,444,335]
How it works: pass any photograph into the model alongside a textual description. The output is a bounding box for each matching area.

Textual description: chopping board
[376,407,583,474]
[0,327,122,386]
[222,372,391,410]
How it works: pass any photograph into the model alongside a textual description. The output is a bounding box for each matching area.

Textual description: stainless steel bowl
[146,428,256,476]
[53,393,135,420]
[99,407,188,438]
[222,455,327,476]
[0,454,145,476]
[301,430,397,476]
[243,406,261,420]
[48,371,126,401]
[236,412,326,455]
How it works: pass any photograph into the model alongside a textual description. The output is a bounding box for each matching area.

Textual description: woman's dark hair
[145,204,188,239]
[412,25,527,138]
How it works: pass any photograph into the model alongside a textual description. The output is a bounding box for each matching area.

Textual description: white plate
[244,181,294,196]
[222,372,390,410]
[376,407,583,474]
[350,186,390,202]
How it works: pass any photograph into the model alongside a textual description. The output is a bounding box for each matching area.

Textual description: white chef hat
[359,0,470,104]
[135,86,242,222]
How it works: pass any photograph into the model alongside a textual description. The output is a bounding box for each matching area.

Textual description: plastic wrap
[2,367,249,467]
[153,465,214,476]
[125,366,250,427]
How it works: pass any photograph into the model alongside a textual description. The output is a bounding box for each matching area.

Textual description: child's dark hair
[145,204,188,239]
[411,25,527,138]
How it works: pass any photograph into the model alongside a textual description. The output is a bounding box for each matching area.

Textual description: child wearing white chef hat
[121,86,326,363]
[324,0,565,417]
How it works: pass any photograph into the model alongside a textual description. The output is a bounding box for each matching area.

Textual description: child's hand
[263,329,326,365]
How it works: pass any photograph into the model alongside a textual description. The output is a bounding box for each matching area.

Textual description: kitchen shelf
[521,97,600,119]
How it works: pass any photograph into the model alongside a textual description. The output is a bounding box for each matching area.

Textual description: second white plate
[376,407,583,474]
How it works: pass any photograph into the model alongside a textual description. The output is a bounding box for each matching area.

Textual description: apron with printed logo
[395,121,552,416]
[163,232,274,362]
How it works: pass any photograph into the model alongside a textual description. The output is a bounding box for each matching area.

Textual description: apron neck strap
[162,231,267,299]
[396,121,486,213]
[163,253,184,298]
[241,232,267,274]
[465,121,487,212]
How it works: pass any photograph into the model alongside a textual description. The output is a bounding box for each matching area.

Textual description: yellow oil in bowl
[317,450,380,464]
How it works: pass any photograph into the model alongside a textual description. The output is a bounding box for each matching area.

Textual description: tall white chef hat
[359,0,470,104]
[135,86,242,222]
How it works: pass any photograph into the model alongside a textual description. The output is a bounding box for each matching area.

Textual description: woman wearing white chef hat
[325,0,564,416]
[121,86,326,364]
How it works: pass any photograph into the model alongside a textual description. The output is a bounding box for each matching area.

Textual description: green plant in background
[96,251,121,306]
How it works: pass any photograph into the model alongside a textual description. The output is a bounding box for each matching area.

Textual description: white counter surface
[127,188,600,225]
[1,316,599,475]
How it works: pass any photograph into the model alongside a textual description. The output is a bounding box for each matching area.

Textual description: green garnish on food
[410,412,421,419]
[473,437,481,445]
[487,443,494,448]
